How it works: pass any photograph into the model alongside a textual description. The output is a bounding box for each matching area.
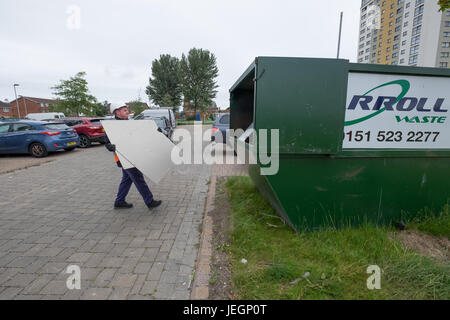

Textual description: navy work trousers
[115,167,153,205]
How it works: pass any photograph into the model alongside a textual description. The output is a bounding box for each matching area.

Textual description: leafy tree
[91,100,109,117]
[146,54,182,113]
[127,100,148,117]
[161,93,178,112]
[438,0,450,11]
[51,72,98,116]
[180,48,219,115]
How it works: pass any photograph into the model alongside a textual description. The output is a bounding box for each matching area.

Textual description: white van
[134,108,176,128]
[25,112,65,121]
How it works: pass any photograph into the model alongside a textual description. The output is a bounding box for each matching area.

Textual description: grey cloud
[0,0,361,109]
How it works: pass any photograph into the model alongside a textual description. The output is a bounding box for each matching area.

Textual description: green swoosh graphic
[344,79,410,126]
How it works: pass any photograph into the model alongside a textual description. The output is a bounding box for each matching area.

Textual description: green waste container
[229,57,450,232]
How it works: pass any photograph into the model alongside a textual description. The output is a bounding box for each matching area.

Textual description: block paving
[0,125,249,300]
[0,126,213,299]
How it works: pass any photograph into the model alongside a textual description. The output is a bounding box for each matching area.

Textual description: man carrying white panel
[103,103,162,210]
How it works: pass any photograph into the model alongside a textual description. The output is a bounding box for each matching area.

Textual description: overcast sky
[0,0,361,110]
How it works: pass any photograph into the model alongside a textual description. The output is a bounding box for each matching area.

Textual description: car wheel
[64,147,75,152]
[78,134,91,148]
[29,142,48,158]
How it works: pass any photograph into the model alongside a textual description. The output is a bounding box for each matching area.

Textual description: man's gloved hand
[157,127,162,133]
[106,143,116,152]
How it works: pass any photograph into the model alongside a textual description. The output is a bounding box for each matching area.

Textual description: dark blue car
[0,120,79,157]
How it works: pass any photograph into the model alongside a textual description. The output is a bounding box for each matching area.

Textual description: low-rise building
[7,96,58,118]
[0,100,13,118]
[182,100,219,119]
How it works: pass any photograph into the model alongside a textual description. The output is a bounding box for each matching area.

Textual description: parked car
[49,117,106,148]
[24,112,65,121]
[0,120,79,157]
[134,108,176,128]
[134,115,173,140]
[211,113,230,143]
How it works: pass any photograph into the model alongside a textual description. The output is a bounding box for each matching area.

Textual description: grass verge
[407,206,449,238]
[225,176,449,300]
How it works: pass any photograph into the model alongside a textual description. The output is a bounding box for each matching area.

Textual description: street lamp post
[13,84,20,119]
[337,12,343,59]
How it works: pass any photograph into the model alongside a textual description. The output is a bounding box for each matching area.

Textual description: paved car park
[0,147,84,174]
[0,125,219,299]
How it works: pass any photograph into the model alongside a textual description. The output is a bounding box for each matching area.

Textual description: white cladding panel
[101,120,177,183]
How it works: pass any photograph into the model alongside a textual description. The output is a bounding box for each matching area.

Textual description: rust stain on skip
[343,167,365,180]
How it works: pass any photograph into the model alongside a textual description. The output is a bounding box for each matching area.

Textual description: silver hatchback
[211,113,230,143]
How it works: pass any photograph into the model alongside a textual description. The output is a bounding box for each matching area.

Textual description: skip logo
[345,80,448,126]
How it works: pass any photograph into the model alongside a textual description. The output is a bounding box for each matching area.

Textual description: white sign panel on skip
[343,72,450,149]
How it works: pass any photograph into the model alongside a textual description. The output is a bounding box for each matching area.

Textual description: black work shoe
[147,199,162,209]
[114,201,133,209]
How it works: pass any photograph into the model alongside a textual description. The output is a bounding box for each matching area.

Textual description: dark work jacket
[104,116,127,168]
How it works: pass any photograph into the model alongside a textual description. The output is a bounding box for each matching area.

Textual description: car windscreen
[153,119,165,127]
[219,114,230,124]
[62,120,79,126]
[89,119,103,125]
[41,123,70,130]
[136,116,164,125]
